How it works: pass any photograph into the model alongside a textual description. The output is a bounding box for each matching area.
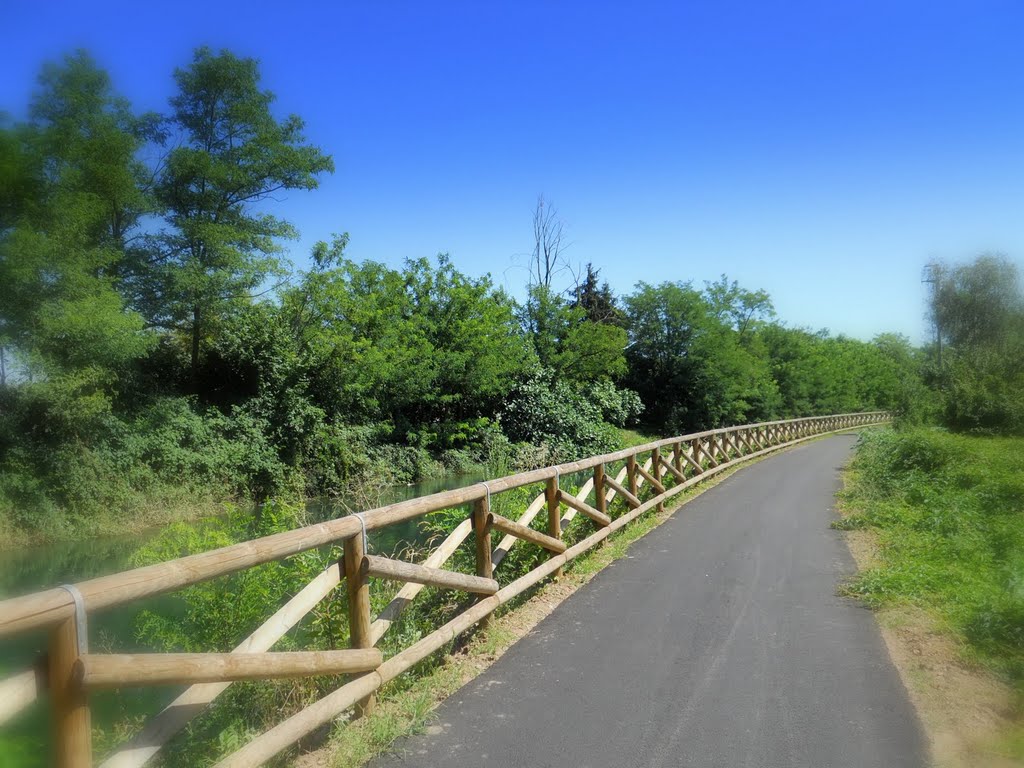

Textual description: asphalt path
[371,435,927,768]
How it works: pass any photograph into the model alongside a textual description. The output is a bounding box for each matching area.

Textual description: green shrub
[943,356,1024,436]
[499,369,622,463]
[587,380,644,428]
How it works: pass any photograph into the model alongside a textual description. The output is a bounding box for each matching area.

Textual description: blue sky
[4,0,1023,342]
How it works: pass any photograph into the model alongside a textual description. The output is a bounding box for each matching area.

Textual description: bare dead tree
[531,195,571,289]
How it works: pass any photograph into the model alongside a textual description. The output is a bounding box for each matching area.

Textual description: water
[0,471,486,766]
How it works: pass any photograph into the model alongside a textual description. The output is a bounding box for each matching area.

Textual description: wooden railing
[0,411,889,767]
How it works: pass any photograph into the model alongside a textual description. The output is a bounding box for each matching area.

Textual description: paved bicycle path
[371,435,926,768]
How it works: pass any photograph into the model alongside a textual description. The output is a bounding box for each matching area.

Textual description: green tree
[760,325,827,415]
[285,242,535,448]
[521,283,628,383]
[553,320,628,381]
[573,262,624,326]
[143,47,333,384]
[927,255,1024,433]
[625,280,779,431]
[703,275,775,343]
[0,52,155,428]
[404,254,535,441]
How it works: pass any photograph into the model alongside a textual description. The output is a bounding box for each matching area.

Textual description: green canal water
[0,472,486,767]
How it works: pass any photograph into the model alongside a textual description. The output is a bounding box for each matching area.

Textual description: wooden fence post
[546,477,562,578]
[473,495,493,626]
[50,614,92,768]
[343,534,375,717]
[626,453,639,497]
[651,447,664,514]
[672,442,683,475]
[594,464,607,518]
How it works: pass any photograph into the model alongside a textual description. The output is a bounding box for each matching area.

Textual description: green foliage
[572,263,625,326]
[926,255,1024,435]
[587,379,644,428]
[623,275,926,434]
[499,369,626,462]
[842,429,1024,684]
[761,326,927,420]
[943,354,1024,434]
[520,283,627,383]
[703,274,775,341]
[624,280,780,431]
[0,389,292,538]
[554,319,629,381]
[0,51,156,410]
[285,242,535,446]
[141,47,333,377]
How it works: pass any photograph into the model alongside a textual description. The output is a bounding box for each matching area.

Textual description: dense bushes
[499,370,639,463]
[942,353,1024,435]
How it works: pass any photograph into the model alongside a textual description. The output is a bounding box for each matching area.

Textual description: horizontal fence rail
[0,411,888,767]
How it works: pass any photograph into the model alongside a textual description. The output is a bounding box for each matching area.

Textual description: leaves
[143,47,334,376]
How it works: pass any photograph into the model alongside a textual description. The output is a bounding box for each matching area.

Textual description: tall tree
[930,255,1022,353]
[284,242,534,445]
[926,254,1024,433]
[625,280,779,431]
[0,52,154,408]
[145,47,333,383]
[529,195,569,290]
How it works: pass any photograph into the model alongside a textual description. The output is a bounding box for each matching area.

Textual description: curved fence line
[0,411,889,767]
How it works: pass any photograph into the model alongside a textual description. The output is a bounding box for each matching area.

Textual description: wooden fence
[0,411,889,767]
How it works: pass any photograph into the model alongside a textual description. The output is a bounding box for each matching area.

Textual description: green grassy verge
[838,427,1024,755]
[617,427,661,448]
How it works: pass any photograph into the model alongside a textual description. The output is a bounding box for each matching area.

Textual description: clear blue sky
[4,0,1023,342]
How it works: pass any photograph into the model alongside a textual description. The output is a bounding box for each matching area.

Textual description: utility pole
[922,262,942,371]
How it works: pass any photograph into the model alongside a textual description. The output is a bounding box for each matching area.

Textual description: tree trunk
[190,305,201,390]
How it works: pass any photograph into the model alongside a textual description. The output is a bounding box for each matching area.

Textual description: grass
[839,428,1024,683]
[617,427,661,448]
[838,427,1024,760]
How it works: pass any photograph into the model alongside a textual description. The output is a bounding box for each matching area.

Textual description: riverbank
[836,428,1024,766]
[0,427,662,553]
[0,487,229,552]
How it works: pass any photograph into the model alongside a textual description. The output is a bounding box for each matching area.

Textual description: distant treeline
[0,48,953,541]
